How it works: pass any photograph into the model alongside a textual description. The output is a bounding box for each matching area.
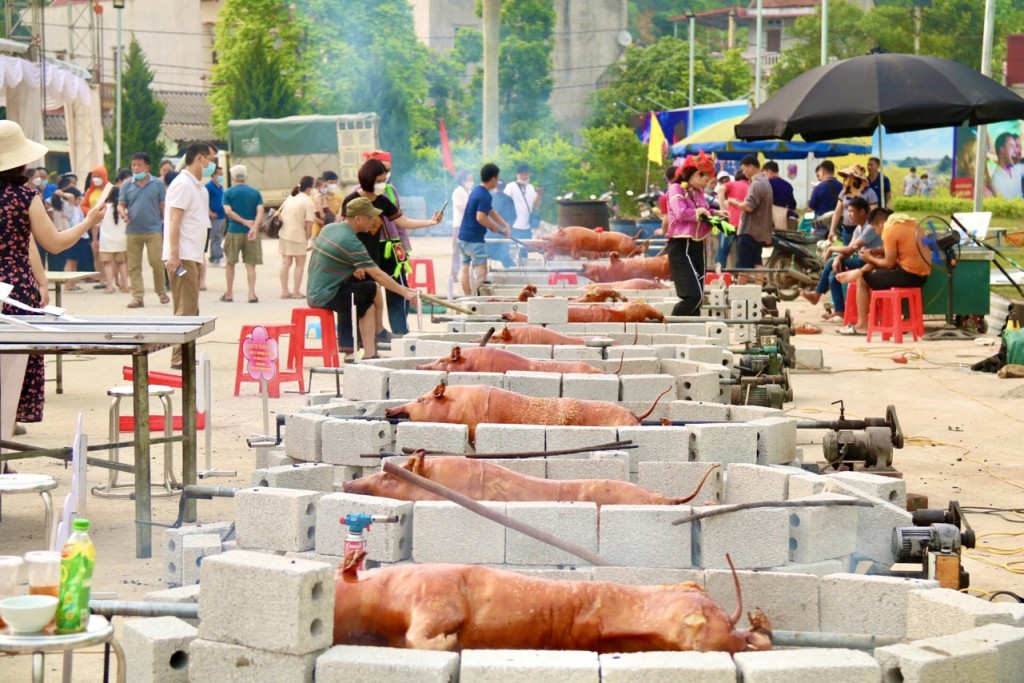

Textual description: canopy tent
[671,116,872,160]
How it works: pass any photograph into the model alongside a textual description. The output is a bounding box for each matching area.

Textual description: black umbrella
[735,53,1024,142]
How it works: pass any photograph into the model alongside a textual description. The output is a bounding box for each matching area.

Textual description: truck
[225,113,379,207]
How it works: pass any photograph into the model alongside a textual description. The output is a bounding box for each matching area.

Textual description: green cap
[72,519,89,531]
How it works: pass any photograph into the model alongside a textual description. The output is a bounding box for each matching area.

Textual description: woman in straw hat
[0,121,106,433]
[827,164,879,246]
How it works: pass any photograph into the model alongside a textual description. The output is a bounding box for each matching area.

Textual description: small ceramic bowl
[0,595,59,633]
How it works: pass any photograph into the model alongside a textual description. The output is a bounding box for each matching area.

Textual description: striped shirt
[306,222,377,308]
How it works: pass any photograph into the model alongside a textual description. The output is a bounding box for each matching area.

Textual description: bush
[893,196,1024,220]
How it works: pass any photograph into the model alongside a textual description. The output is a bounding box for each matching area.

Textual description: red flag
[439,118,456,176]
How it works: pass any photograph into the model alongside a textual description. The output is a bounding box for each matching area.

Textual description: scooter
[767,229,824,301]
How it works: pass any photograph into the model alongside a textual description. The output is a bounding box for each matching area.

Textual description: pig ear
[610,253,621,262]
[433,382,447,399]
[406,449,427,476]
[451,346,461,361]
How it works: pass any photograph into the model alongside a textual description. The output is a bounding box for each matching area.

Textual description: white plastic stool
[0,473,57,549]
[91,384,179,498]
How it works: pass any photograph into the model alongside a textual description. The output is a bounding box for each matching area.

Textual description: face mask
[326,183,337,192]
[32,177,43,187]
[202,160,216,178]
[93,177,103,187]
[373,182,387,195]
[133,172,147,181]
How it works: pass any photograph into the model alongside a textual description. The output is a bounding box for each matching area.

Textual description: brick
[561,373,620,402]
[590,566,704,586]
[820,574,938,638]
[284,550,344,569]
[668,400,730,423]
[546,454,629,481]
[605,345,658,360]
[794,347,825,369]
[503,371,561,397]
[446,371,505,388]
[509,344,554,360]
[620,400,671,422]
[144,585,201,625]
[198,551,333,655]
[528,297,569,324]
[187,639,318,683]
[598,505,691,568]
[874,639,998,683]
[123,616,197,683]
[906,588,1020,639]
[747,417,798,465]
[585,322,626,334]
[505,502,598,565]
[162,523,234,587]
[552,346,603,362]
[788,493,859,564]
[704,321,728,341]
[316,492,413,562]
[235,488,321,553]
[829,471,907,509]
[675,345,727,365]
[285,413,331,463]
[341,364,391,401]
[321,419,392,466]
[413,501,506,564]
[596,357,662,375]
[735,649,880,683]
[620,374,676,402]
[316,645,459,683]
[666,323,706,335]
[675,372,723,403]
[599,651,735,683]
[544,426,619,456]
[704,570,819,632]
[268,451,299,467]
[333,465,363,486]
[724,463,792,504]
[253,445,272,470]
[788,473,829,499]
[651,333,691,345]
[688,423,758,464]
[182,534,222,586]
[949,623,1024,683]
[767,559,847,576]
[395,422,470,454]
[616,426,690,469]
[823,480,911,566]
[486,458,547,478]
[412,339,459,358]
[692,506,788,569]
[387,370,447,400]
[729,404,784,421]
[346,400,407,418]
[459,649,599,683]
[474,424,547,454]
[508,566,594,581]
[727,284,762,301]
[251,463,335,492]
[637,461,724,503]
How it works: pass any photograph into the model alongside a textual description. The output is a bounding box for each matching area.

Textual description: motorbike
[767,229,824,301]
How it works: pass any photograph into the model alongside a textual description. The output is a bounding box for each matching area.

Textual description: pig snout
[385,403,411,419]
[415,359,446,371]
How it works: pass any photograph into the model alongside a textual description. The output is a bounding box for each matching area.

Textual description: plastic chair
[548,273,578,286]
[705,272,733,287]
[289,308,340,381]
[234,324,304,397]
[408,258,436,294]
[843,281,859,327]
[866,287,924,344]
[118,366,206,432]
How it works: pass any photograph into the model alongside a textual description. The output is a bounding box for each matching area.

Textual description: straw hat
[0,121,48,174]
[837,164,867,181]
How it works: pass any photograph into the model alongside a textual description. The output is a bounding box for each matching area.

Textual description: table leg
[54,285,63,394]
[41,490,53,551]
[32,652,44,683]
[111,636,126,683]
[181,341,197,523]
[132,352,152,558]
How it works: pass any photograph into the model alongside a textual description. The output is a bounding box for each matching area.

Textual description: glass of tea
[24,551,61,629]
[0,556,24,629]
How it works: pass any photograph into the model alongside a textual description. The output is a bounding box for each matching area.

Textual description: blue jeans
[209,218,225,262]
[715,234,734,267]
[826,254,864,313]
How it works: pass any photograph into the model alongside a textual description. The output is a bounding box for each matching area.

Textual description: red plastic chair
[705,272,733,287]
[866,287,924,344]
[843,281,859,327]
[548,273,578,286]
[289,308,340,378]
[408,258,436,294]
[118,367,206,432]
[234,324,304,397]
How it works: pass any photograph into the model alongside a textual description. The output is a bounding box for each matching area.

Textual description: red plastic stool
[289,308,340,379]
[843,281,859,327]
[866,287,924,344]
[705,272,733,287]
[234,323,304,397]
[408,258,436,294]
[548,273,578,286]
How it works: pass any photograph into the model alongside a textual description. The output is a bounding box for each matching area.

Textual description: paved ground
[1,235,1022,679]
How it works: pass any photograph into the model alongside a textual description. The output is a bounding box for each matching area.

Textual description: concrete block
[198,551,333,655]
[162,523,234,587]
[668,400,730,423]
[487,458,547,478]
[605,345,658,360]
[651,333,692,345]
[585,322,626,334]
[254,445,272,470]
[387,370,447,400]
[675,345,726,365]
[316,492,413,562]
[704,321,728,341]
[474,424,547,454]
[544,426,619,456]
[590,566,704,586]
[729,404,785,421]
[395,422,470,454]
[503,371,561,397]
[620,374,676,402]
[727,284,762,301]
[637,461,724,503]
[413,501,506,564]
[392,336,419,357]
[874,639,998,683]
[235,488,321,553]
[321,419,391,466]
[794,346,825,369]
[616,426,690,469]
[251,463,335,492]
[768,559,846,576]
[748,417,798,465]
[620,400,671,422]
[187,639,318,683]
[788,473,829,498]
[285,413,331,463]
[528,296,569,324]
[412,339,458,358]
[561,373,620,402]
[552,346,603,361]
[688,423,758,464]
[332,465,363,486]
[820,574,938,638]
[181,534,222,586]
[823,479,911,566]
[123,616,197,683]
[724,463,792,504]
[459,649,599,683]
[704,570,819,632]
[948,623,1024,683]
[734,649,880,683]
[692,506,788,569]
[268,451,299,467]
[676,372,723,403]
[510,344,554,360]
[829,470,907,509]
[508,566,594,581]
[596,357,662,375]
[599,505,692,567]
[599,651,735,683]
[906,588,1020,639]
[788,493,859,564]
[666,323,707,335]
[144,585,201,625]
[341,364,391,401]
[284,550,344,569]
[446,371,505,388]
[316,645,459,683]
[546,455,629,481]
[505,502,598,565]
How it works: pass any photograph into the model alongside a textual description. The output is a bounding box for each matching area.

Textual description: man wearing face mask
[119,152,168,308]
[321,170,343,224]
[164,141,216,368]
[503,163,543,262]
[206,165,226,267]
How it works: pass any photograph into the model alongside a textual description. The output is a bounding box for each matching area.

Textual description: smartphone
[96,182,114,206]
[176,265,187,277]
[438,200,449,215]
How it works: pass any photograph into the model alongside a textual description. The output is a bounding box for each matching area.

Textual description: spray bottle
[342,513,399,572]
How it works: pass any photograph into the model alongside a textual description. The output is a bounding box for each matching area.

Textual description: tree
[106,38,165,169]
[565,126,650,213]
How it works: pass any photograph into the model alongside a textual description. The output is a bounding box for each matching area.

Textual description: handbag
[263,209,283,238]
[516,182,541,230]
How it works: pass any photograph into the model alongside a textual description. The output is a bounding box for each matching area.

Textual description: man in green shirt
[308,197,419,359]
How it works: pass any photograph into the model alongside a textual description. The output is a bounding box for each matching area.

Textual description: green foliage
[106,39,165,168]
[894,196,1024,220]
[566,126,650,216]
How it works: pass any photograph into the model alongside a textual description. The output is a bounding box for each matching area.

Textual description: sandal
[219,294,233,302]
[159,293,170,304]
[837,325,863,336]
[821,312,844,323]
[248,296,259,304]
[127,299,144,309]
[796,323,822,334]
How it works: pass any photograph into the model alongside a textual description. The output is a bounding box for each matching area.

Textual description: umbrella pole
[877,114,885,209]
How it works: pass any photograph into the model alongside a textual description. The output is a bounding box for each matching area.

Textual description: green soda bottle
[56,518,96,634]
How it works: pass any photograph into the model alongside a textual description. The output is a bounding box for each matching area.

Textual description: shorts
[458,239,488,266]
[736,233,765,268]
[223,232,263,265]
[279,238,306,257]
[323,278,378,319]
[863,266,928,291]
[98,251,127,263]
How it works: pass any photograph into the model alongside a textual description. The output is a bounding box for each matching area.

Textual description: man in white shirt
[503,163,543,261]
[990,132,1023,200]
[902,167,920,197]
[164,141,216,368]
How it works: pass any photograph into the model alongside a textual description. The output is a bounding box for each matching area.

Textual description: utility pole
[482,0,500,158]
[687,13,695,136]
[973,0,995,213]
[754,0,763,106]
[821,0,828,66]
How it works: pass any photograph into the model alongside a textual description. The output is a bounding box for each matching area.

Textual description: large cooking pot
[556,199,610,230]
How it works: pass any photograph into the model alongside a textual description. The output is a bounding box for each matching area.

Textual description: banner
[648,115,666,164]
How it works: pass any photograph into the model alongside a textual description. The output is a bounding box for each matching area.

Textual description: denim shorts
[458,239,488,266]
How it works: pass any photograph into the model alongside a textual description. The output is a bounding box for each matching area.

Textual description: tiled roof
[42,89,214,144]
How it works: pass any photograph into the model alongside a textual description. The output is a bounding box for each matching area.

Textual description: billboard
[954,121,1024,200]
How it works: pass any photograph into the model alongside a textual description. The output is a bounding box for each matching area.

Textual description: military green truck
[225,113,379,207]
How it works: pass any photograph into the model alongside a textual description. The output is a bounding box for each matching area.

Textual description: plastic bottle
[56,518,95,634]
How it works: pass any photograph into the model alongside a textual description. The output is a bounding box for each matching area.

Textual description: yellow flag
[648,114,666,163]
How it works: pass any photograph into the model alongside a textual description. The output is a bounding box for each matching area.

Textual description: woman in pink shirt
[666,151,728,316]
[715,173,748,267]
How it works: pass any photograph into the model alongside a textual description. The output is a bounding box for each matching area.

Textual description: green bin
[920,248,993,316]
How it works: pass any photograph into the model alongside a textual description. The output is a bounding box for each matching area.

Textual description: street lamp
[113,0,126,170]
[642,95,670,111]
[687,12,695,136]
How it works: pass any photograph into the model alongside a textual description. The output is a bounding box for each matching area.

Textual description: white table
[0,615,124,683]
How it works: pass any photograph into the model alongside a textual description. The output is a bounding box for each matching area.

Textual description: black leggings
[668,237,705,317]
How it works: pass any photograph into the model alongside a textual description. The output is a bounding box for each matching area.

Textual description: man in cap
[222,164,264,303]
[307,197,419,360]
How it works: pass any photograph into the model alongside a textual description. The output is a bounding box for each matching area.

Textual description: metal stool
[0,474,57,550]
[92,385,180,498]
